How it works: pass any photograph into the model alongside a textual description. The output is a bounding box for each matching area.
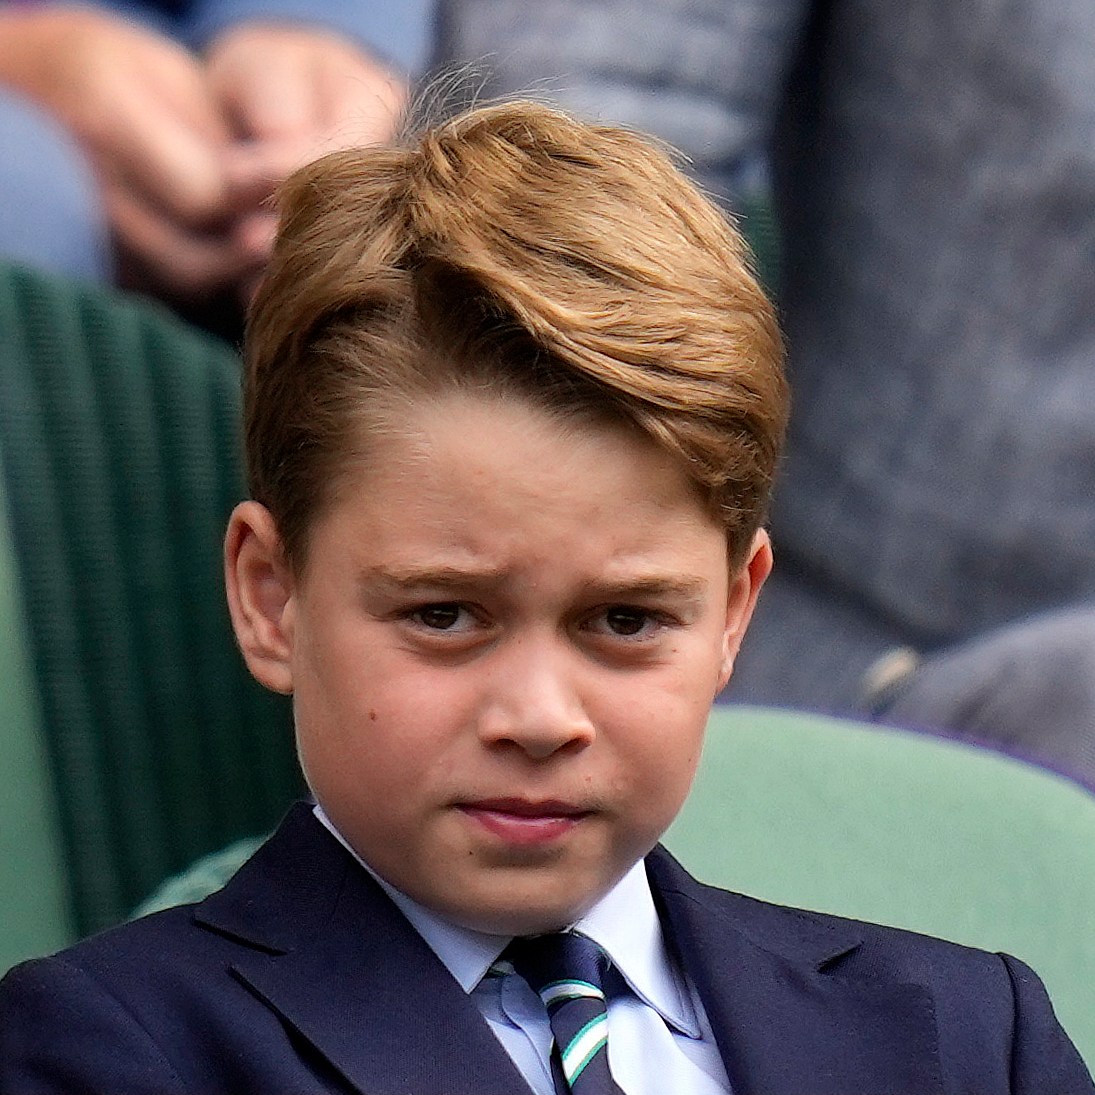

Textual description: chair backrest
[0,263,300,947]
[0,456,74,972]
[663,705,1095,1072]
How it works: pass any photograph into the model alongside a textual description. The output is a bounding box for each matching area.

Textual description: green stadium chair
[0,459,73,972]
[0,263,300,965]
[664,705,1095,1073]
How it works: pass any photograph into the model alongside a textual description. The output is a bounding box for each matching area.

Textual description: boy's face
[227,392,770,935]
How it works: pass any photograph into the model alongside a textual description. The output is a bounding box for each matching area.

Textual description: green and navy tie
[505,931,626,1095]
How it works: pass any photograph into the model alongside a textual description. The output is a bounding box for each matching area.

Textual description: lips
[459,798,591,846]
[468,797,587,817]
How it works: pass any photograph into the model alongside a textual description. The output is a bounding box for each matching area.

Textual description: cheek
[616,659,716,759]
[613,700,707,816]
[294,696,422,859]
[664,624,729,693]
[295,658,475,797]
[290,645,392,798]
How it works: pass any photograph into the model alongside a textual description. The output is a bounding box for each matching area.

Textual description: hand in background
[207,23,408,291]
[0,7,251,302]
[0,12,407,311]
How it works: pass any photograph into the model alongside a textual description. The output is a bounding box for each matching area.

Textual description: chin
[461,908,578,937]
[445,889,599,937]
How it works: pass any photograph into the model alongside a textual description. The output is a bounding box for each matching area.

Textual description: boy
[0,101,1090,1094]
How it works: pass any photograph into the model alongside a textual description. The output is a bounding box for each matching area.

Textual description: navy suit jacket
[1,803,1091,1094]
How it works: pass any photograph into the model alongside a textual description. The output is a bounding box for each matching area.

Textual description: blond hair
[245,99,787,570]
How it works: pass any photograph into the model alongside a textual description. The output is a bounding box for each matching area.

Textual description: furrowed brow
[594,575,710,601]
[362,567,710,602]
[363,564,508,592]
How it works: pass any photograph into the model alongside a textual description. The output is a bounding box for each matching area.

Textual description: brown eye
[604,607,649,636]
[415,604,463,630]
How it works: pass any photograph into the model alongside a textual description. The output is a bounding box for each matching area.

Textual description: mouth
[458,798,592,846]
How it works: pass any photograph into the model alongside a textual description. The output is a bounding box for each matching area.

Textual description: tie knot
[505,932,609,1006]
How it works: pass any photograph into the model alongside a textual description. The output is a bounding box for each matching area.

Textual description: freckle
[368,710,378,721]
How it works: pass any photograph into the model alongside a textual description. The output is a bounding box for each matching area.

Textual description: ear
[717,528,773,692]
[224,501,297,695]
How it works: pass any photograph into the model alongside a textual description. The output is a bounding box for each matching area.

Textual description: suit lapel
[194,805,532,1095]
[647,847,945,1095]
[192,809,945,1094]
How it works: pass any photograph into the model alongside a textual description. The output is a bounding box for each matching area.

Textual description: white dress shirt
[314,804,732,1095]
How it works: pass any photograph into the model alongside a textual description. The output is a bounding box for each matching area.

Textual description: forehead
[303,390,727,582]
[356,389,692,500]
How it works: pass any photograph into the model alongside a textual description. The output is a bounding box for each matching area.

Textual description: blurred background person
[0,0,431,331]
[435,0,1095,786]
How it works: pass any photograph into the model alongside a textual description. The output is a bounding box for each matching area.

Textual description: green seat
[0,458,73,972]
[0,262,300,958]
[664,705,1095,1073]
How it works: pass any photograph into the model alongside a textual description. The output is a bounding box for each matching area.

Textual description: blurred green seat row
[0,263,299,962]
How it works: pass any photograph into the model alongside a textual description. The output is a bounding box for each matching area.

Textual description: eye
[411,603,470,631]
[603,606,653,636]
[582,604,671,642]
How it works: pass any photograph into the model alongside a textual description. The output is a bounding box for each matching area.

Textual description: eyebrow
[593,575,710,601]
[362,565,710,600]
[363,565,508,592]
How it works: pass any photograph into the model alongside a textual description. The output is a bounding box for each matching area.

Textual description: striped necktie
[505,931,626,1095]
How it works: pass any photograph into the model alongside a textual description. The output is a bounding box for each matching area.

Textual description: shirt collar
[312,804,700,1037]
[575,858,701,1038]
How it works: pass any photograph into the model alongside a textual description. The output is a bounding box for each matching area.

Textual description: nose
[476,635,596,760]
